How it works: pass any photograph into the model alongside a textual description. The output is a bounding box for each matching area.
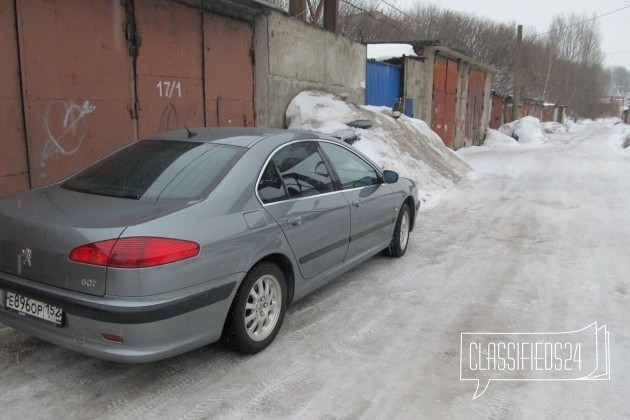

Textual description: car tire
[384,203,411,258]
[223,262,287,354]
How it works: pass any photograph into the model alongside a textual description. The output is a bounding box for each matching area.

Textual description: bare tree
[607,66,630,96]
[542,13,607,116]
[337,2,614,117]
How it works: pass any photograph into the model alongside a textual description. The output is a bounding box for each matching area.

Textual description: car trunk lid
[0,186,187,296]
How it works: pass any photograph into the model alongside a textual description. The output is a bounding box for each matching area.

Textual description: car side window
[319,142,379,189]
[266,141,334,200]
[257,161,288,204]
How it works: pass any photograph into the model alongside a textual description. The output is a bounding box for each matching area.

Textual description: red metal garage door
[466,69,486,145]
[542,106,554,122]
[135,0,205,136]
[432,56,457,148]
[0,0,29,196]
[490,94,503,129]
[204,14,254,127]
[16,0,134,187]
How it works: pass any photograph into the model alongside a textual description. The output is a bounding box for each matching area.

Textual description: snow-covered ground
[1,115,630,418]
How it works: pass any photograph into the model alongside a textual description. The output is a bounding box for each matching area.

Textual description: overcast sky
[394,0,630,70]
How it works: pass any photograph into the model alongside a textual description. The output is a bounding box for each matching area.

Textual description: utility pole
[323,0,339,33]
[512,24,523,121]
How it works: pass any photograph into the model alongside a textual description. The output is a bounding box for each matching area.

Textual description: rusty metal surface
[431,56,457,148]
[1,0,260,197]
[204,13,254,127]
[504,102,513,123]
[135,0,204,136]
[542,106,554,122]
[16,0,134,188]
[0,0,29,196]
[490,94,503,129]
[465,69,486,145]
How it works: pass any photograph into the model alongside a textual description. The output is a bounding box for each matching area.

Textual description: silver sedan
[0,128,419,362]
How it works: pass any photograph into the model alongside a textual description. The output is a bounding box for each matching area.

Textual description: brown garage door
[135,0,205,136]
[0,0,29,196]
[204,13,254,127]
[3,1,256,195]
[16,0,134,187]
[432,56,458,148]
[490,94,503,129]
[466,69,486,146]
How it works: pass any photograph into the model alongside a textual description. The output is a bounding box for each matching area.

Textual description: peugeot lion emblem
[20,248,32,267]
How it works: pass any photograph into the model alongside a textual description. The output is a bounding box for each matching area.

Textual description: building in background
[366,41,495,149]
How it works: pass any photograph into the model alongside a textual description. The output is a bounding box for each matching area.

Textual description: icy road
[1,121,629,419]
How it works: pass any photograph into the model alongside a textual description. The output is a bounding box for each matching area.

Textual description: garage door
[16,0,134,187]
[432,56,458,148]
[135,0,205,136]
[466,69,486,146]
[204,13,254,127]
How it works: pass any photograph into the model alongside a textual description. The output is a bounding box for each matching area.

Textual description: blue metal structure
[366,61,401,109]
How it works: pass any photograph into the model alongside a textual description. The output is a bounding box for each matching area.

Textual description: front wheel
[223,262,287,354]
[384,203,411,258]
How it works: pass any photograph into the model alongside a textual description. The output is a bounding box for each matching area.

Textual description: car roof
[146,127,333,148]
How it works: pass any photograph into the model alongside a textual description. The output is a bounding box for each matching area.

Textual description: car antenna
[185,126,197,138]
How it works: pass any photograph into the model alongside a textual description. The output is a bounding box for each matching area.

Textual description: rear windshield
[62,140,243,201]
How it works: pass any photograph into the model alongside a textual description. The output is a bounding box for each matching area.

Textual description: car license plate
[5,291,63,326]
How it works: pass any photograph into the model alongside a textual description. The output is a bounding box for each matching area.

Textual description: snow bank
[286,91,471,208]
[542,121,568,134]
[499,116,549,145]
[482,129,520,148]
[612,124,630,151]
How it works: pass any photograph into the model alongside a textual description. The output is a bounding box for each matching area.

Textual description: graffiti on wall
[41,99,96,171]
[159,103,180,132]
[157,80,183,132]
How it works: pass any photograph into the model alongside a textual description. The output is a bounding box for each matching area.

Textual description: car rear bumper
[0,271,239,362]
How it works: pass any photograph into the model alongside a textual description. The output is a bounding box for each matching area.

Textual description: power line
[380,0,630,42]
[381,0,419,22]
[340,0,411,40]
[530,4,630,38]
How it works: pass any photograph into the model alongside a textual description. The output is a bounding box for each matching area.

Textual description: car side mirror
[382,170,399,184]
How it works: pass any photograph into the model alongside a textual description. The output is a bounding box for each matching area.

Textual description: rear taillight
[69,237,199,268]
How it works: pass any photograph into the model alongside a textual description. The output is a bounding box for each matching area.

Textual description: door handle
[287,216,303,226]
[351,200,361,208]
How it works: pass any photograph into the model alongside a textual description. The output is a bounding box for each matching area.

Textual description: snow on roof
[367,43,417,61]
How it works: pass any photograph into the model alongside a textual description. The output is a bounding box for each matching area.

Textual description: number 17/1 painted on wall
[156,81,182,98]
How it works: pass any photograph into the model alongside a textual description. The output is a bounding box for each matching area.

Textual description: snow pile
[482,129,521,148]
[612,124,630,150]
[286,91,471,207]
[597,117,623,124]
[499,116,549,145]
[542,121,568,134]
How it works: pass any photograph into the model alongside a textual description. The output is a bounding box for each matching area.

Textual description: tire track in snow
[180,360,312,420]
[101,349,240,419]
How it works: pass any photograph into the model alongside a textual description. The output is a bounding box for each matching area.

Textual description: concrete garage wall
[255,11,366,128]
[402,57,425,120]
